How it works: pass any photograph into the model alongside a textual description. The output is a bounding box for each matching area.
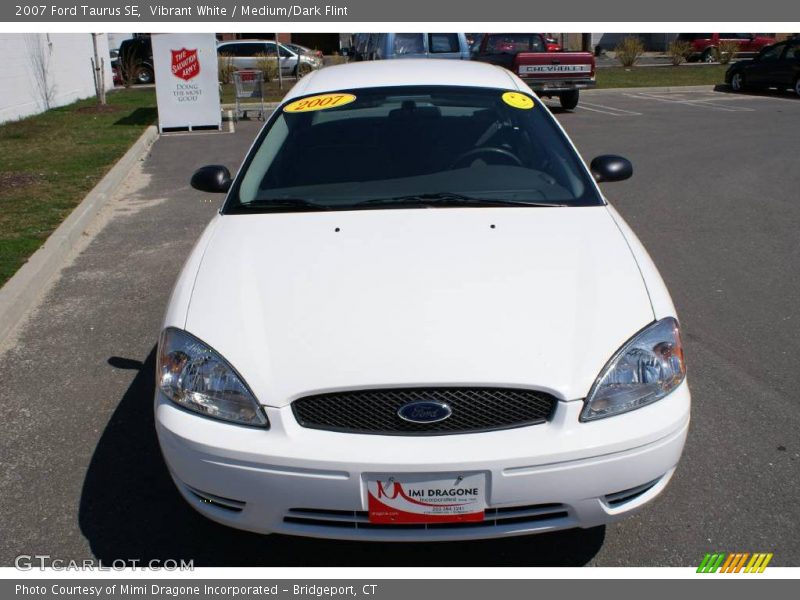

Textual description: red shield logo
[171,48,200,81]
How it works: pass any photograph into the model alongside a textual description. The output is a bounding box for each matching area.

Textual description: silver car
[217,40,322,78]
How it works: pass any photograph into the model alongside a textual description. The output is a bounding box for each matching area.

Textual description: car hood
[184,206,654,406]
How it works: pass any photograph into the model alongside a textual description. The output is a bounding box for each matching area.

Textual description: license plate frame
[366,473,486,524]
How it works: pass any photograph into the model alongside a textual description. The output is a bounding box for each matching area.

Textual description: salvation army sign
[171,48,200,81]
[152,33,220,132]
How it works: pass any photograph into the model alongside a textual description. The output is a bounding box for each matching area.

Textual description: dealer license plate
[366,473,485,524]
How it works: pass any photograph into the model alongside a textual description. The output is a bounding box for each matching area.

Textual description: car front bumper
[155,382,690,541]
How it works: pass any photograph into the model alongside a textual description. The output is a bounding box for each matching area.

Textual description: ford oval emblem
[397,400,453,424]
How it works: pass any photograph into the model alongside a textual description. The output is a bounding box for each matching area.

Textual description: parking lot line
[579,101,643,116]
[622,92,755,112]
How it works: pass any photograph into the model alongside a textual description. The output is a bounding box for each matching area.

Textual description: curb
[585,84,718,94]
[0,125,159,347]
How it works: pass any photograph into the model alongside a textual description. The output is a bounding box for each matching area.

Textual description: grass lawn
[596,64,729,89]
[0,87,156,286]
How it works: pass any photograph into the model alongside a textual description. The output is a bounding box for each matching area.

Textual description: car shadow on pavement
[714,83,800,100]
[79,347,605,567]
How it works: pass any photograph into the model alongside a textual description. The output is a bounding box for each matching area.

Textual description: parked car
[726,39,800,96]
[344,33,470,61]
[115,36,154,85]
[676,33,776,63]
[157,59,690,540]
[217,40,323,78]
[471,33,595,109]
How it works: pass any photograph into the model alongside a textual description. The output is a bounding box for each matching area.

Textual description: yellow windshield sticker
[502,91,535,110]
[283,93,357,113]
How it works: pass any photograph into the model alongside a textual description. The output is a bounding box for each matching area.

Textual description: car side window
[238,44,263,58]
[486,34,531,54]
[218,43,240,56]
[786,44,800,60]
[355,34,369,54]
[760,44,785,61]
[428,34,460,53]
[373,34,387,59]
[394,33,425,55]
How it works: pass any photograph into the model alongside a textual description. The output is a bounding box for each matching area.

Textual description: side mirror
[590,155,633,183]
[190,165,232,193]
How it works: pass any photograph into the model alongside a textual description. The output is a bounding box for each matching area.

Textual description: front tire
[730,71,746,92]
[135,66,154,85]
[559,90,580,110]
[702,48,716,63]
[795,77,800,97]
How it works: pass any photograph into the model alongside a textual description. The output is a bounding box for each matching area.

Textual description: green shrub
[667,40,693,66]
[716,40,740,65]
[217,53,235,84]
[326,54,348,65]
[255,52,279,82]
[614,37,645,67]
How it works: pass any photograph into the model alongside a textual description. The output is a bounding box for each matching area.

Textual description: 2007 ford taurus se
[156,60,689,540]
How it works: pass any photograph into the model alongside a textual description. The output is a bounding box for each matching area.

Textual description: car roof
[218,39,277,44]
[217,39,285,47]
[284,59,523,101]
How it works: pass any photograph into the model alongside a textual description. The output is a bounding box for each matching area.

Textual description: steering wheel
[450,146,523,169]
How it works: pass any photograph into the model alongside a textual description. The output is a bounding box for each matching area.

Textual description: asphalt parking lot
[0,87,798,567]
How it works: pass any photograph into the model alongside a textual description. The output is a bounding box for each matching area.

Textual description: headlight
[157,327,269,427]
[581,317,686,422]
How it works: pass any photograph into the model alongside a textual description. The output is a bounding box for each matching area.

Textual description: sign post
[152,33,221,132]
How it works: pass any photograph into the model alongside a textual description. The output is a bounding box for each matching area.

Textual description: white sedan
[156,59,689,541]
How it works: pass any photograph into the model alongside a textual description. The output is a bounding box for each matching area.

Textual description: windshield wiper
[230,198,333,213]
[354,192,565,208]
[230,193,566,214]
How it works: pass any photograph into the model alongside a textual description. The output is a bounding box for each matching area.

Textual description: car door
[226,42,261,70]
[719,33,753,55]
[773,42,800,87]
[270,42,296,76]
[746,43,788,87]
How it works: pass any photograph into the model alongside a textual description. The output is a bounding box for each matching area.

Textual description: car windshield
[226,85,603,213]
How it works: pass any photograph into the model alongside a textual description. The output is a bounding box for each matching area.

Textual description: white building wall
[0,33,115,124]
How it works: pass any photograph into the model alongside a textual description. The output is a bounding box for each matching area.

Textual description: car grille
[283,503,570,530]
[291,387,557,435]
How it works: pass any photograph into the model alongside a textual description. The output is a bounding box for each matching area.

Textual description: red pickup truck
[676,33,776,62]
[471,33,595,109]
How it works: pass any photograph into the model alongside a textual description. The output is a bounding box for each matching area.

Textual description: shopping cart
[232,70,266,121]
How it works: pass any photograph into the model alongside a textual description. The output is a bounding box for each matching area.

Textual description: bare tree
[25,33,55,111]
[91,33,107,105]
